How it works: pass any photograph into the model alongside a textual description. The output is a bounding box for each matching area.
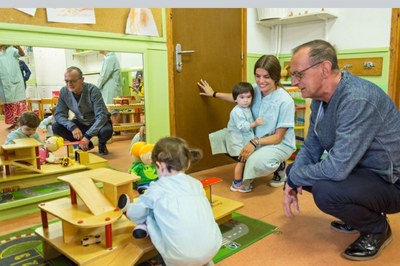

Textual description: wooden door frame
[388,8,400,109]
[166,8,247,135]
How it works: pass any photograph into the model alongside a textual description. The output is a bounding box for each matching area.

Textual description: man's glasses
[64,78,81,84]
[290,61,323,81]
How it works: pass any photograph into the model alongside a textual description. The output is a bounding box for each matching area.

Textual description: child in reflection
[39,106,56,139]
[119,136,221,266]
[4,111,42,145]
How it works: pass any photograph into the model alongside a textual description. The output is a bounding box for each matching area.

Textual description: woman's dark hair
[254,55,282,87]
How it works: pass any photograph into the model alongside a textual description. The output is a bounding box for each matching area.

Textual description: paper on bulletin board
[125,8,159,37]
[46,8,96,24]
[16,8,37,16]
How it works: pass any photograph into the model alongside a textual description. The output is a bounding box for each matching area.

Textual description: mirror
[21,46,144,102]
[20,46,145,127]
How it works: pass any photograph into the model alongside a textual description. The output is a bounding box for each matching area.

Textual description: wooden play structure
[0,139,108,221]
[0,138,42,176]
[35,168,243,265]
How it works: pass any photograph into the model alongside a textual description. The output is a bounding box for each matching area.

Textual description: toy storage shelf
[287,88,310,160]
[107,102,144,133]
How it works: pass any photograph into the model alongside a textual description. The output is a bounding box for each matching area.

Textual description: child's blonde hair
[151,137,202,172]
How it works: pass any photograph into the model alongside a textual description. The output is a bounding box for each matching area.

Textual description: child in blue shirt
[119,137,222,266]
[39,106,56,139]
[4,111,42,145]
[227,82,263,193]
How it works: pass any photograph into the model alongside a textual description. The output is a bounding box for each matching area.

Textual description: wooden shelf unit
[107,102,144,132]
[0,138,42,176]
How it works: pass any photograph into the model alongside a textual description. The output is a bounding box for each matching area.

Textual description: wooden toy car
[81,234,101,246]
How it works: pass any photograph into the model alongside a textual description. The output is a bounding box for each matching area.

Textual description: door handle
[176,43,195,72]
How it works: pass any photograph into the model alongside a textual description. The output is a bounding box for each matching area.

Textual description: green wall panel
[268,48,390,92]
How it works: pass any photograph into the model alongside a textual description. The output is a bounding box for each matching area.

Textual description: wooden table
[27,98,58,120]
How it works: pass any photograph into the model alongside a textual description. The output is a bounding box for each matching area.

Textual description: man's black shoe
[330,220,358,234]
[98,143,108,155]
[88,141,94,150]
[343,224,392,261]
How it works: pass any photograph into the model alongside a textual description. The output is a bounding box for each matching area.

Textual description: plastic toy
[61,157,74,167]
[39,136,64,164]
[128,142,158,194]
[200,177,223,204]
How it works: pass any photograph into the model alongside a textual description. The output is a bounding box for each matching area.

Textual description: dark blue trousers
[287,164,400,234]
[52,119,113,145]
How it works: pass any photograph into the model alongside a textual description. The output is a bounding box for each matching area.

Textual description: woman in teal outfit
[0,45,27,130]
[198,55,296,191]
[97,51,122,125]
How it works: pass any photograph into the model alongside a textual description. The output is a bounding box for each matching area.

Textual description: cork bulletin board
[0,8,163,37]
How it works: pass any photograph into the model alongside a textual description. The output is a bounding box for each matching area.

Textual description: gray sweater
[289,71,400,187]
[54,82,110,139]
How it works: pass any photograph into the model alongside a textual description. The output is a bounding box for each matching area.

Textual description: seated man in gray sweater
[52,66,113,155]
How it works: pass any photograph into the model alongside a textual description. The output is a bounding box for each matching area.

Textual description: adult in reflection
[0,45,27,131]
[283,40,400,261]
[19,59,31,89]
[52,66,113,155]
[97,51,122,128]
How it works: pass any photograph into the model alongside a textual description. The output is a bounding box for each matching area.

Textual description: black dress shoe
[343,224,392,261]
[330,220,358,234]
[98,143,108,155]
[88,141,94,150]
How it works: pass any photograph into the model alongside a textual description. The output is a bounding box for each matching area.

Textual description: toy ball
[46,136,64,152]
[130,141,146,158]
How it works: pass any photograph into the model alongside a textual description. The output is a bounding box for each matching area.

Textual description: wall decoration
[46,8,96,24]
[16,8,37,16]
[125,8,159,37]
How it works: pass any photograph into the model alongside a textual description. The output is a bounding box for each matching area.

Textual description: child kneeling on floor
[119,136,222,266]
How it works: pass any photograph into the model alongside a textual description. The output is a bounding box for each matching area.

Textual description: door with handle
[175,43,195,72]
[169,8,245,172]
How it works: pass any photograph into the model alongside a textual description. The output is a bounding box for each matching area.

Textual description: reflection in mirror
[20,46,145,134]
[22,46,143,103]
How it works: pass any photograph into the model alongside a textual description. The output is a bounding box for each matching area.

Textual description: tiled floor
[0,121,399,265]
